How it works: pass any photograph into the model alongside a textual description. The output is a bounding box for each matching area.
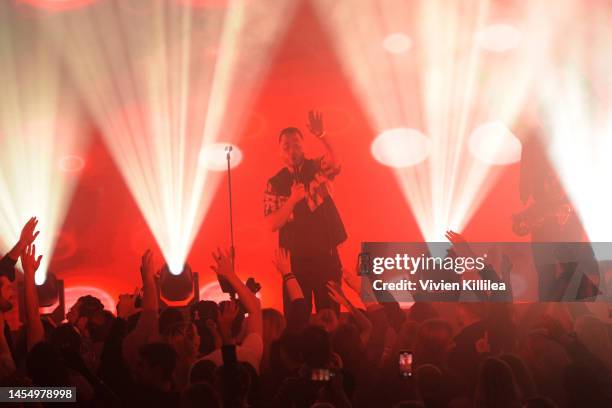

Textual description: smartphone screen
[399,350,413,378]
[310,368,333,381]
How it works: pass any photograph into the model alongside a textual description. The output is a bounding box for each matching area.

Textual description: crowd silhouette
[0,218,610,407]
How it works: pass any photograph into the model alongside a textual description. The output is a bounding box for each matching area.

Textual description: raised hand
[140,250,155,283]
[342,272,361,294]
[306,110,325,138]
[210,248,233,278]
[445,230,475,258]
[117,288,140,320]
[21,245,42,278]
[19,217,40,248]
[218,301,239,328]
[272,248,292,277]
[217,300,239,343]
[326,280,349,308]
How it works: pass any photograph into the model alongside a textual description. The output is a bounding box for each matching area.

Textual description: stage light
[541,71,612,244]
[476,23,521,52]
[159,263,199,305]
[371,128,430,168]
[19,272,66,325]
[47,0,296,272]
[314,0,549,241]
[0,2,87,285]
[199,143,243,172]
[383,33,412,54]
[538,0,612,245]
[468,122,521,165]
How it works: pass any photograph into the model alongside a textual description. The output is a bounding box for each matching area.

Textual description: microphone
[293,164,301,184]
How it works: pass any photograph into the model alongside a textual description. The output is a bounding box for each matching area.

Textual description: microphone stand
[225,146,236,300]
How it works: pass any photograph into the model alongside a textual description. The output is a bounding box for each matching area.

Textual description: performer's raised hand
[306,109,325,138]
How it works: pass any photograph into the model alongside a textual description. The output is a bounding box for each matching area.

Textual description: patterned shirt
[264,155,346,255]
[264,155,340,219]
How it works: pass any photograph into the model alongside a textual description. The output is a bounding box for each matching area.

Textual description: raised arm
[327,281,373,345]
[122,250,159,371]
[0,313,15,380]
[211,248,262,336]
[7,217,40,262]
[22,244,44,351]
[306,110,340,170]
[139,250,158,313]
[0,217,40,281]
[272,248,303,302]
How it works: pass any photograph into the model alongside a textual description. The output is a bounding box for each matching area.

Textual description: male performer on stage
[264,110,347,314]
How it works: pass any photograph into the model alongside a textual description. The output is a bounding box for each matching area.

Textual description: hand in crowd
[272,248,292,277]
[217,300,239,344]
[210,248,234,278]
[445,230,476,258]
[475,331,491,355]
[326,281,350,308]
[116,288,141,320]
[139,250,156,283]
[21,244,42,278]
[9,217,41,260]
[19,217,40,249]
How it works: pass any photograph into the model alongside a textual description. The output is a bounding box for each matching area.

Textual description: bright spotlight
[0,3,87,284]
[468,122,521,165]
[541,70,612,243]
[314,0,549,240]
[535,0,612,244]
[48,0,296,271]
[383,33,412,54]
[371,128,430,168]
[199,143,243,172]
[476,24,521,52]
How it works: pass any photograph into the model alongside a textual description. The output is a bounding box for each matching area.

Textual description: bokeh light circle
[59,155,85,173]
[371,128,431,168]
[383,33,413,54]
[468,122,521,165]
[476,24,521,53]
